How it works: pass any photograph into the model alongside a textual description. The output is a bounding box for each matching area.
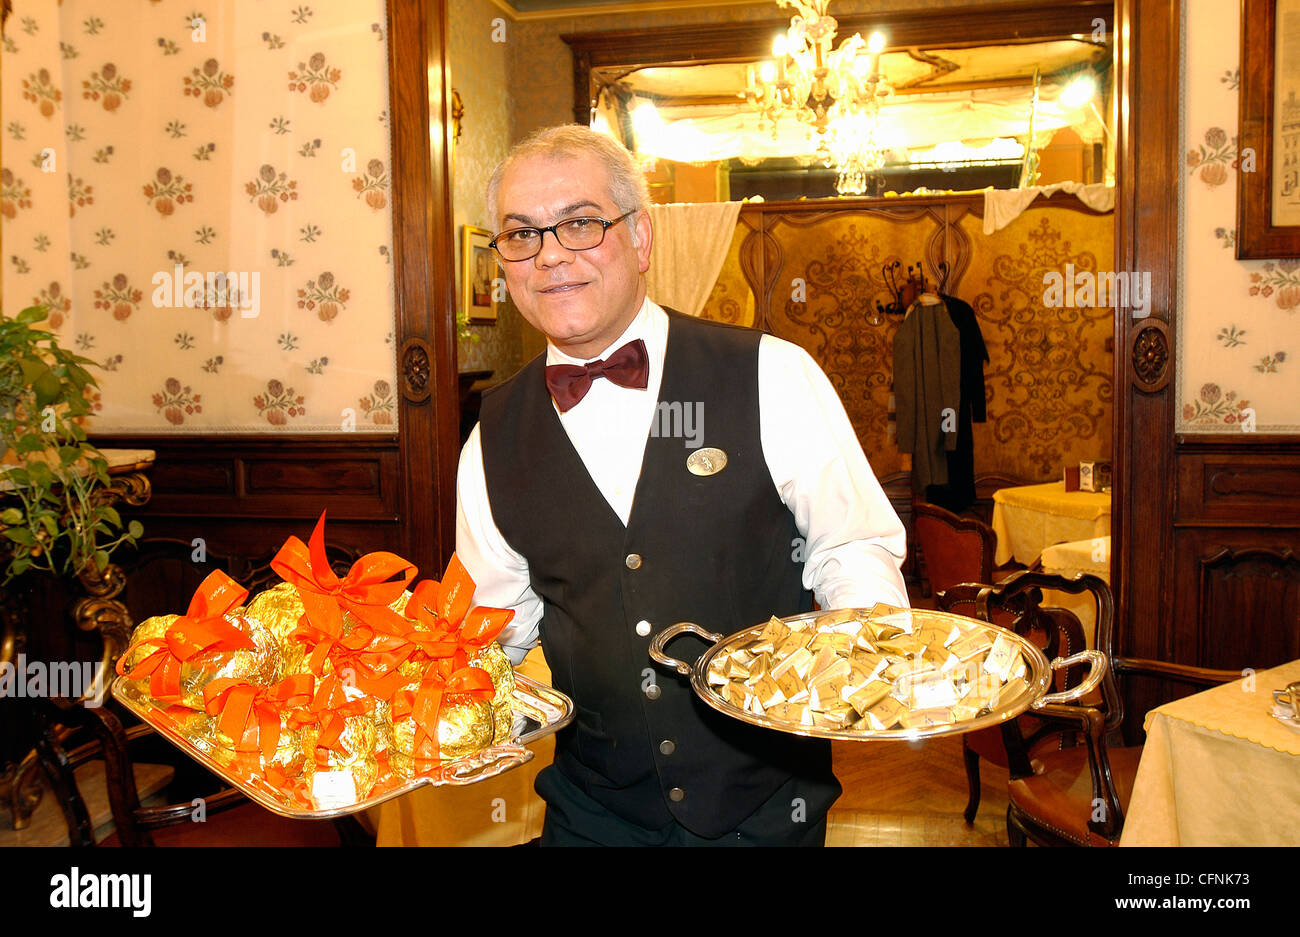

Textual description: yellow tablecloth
[991,481,1111,566]
[1039,535,1110,649]
[371,647,554,846]
[1119,659,1300,846]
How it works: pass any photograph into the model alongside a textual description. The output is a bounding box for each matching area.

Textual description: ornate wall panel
[959,210,1115,481]
[700,197,1114,489]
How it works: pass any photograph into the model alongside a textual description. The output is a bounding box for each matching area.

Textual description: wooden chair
[941,570,1237,846]
[912,501,996,599]
[914,501,1036,823]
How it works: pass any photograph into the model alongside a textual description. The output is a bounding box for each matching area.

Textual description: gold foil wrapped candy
[470,643,517,745]
[704,604,1027,735]
[386,692,495,779]
[300,710,379,803]
[116,570,279,709]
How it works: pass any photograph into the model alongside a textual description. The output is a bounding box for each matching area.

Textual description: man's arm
[759,335,910,610]
[455,424,544,664]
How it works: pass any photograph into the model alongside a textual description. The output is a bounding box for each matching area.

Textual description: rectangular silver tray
[111,671,573,819]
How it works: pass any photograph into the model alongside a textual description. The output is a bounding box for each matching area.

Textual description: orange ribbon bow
[271,510,416,675]
[402,559,514,661]
[203,673,315,761]
[291,672,374,765]
[116,570,253,702]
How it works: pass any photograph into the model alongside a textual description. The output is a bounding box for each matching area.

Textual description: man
[456,125,908,846]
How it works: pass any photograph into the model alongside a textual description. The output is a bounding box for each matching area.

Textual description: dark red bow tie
[544,339,649,413]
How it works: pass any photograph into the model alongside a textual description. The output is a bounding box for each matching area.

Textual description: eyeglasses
[490,211,637,262]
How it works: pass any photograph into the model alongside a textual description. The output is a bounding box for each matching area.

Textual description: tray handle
[1033,650,1108,707]
[437,744,534,784]
[649,622,724,676]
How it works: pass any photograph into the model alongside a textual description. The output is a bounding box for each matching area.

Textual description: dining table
[991,480,1111,567]
[1119,659,1300,846]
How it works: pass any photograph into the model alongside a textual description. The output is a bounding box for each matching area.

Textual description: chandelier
[745,0,893,194]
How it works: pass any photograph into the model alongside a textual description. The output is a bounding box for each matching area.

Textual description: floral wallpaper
[1180,0,1298,431]
[1,0,398,433]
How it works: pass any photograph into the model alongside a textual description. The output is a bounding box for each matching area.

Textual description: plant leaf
[127,520,144,538]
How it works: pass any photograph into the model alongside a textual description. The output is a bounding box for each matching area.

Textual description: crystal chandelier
[745,0,893,194]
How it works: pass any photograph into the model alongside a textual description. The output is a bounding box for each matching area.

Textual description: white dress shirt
[456,299,910,664]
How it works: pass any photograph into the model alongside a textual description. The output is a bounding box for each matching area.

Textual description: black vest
[479,310,838,836]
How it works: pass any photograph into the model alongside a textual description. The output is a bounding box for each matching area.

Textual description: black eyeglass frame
[489,210,638,261]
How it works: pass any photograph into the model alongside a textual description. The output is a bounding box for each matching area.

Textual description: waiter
[456,125,908,846]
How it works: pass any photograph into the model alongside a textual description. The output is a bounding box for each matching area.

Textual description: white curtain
[644,201,743,317]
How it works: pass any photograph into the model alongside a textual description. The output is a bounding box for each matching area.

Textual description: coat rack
[876,259,951,320]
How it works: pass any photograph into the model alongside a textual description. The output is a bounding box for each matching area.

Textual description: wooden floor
[824,588,1012,847]
[827,734,1010,846]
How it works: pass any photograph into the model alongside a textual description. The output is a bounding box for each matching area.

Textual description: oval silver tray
[110,671,573,819]
[649,605,1105,741]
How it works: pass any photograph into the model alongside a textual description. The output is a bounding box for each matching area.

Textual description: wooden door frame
[390,0,459,575]
[1112,0,1178,677]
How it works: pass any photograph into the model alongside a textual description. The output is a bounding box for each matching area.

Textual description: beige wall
[450,0,540,379]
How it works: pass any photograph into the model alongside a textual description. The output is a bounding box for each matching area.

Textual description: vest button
[635,620,651,637]
[659,739,676,755]
[625,553,643,570]
[644,683,661,700]
[668,787,686,802]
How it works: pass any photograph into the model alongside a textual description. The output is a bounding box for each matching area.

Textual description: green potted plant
[0,304,141,584]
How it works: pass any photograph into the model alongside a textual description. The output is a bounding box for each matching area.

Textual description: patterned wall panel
[959,209,1114,481]
[2,0,399,433]
[700,199,1114,486]
[760,210,940,479]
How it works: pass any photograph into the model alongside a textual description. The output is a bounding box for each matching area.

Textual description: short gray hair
[486,125,650,239]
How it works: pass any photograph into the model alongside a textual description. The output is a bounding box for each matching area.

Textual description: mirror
[565,1,1113,200]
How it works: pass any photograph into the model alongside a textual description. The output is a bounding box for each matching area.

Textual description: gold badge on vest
[686,447,728,477]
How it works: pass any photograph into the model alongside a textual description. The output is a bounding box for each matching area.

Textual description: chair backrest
[939,570,1123,730]
[912,501,996,596]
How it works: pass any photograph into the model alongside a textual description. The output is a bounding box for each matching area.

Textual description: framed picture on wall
[461,225,498,324]
[1238,0,1300,257]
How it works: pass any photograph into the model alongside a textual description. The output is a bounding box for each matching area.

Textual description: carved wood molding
[1207,466,1299,497]
[1130,317,1171,393]
[399,336,433,403]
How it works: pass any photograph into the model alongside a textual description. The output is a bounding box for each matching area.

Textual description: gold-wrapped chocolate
[120,611,280,710]
[470,642,516,744]
[386,691,494,764]
[982,633,1020,680]
[845,679,892,715]
[243,582,311,678]
[301,712,379,801]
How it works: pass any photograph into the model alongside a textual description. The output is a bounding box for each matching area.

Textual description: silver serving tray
[649,605,1105,741]
[111,671,573,819]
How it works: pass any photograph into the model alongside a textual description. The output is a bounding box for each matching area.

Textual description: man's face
[495,152,652,360]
